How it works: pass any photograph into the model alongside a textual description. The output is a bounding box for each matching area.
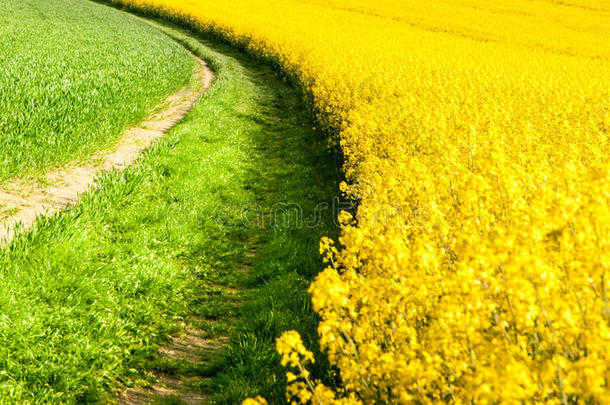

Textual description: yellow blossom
[111,0,610,402]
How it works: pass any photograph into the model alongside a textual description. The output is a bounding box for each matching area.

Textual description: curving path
[0,53,214,243]
[0,5,338,404]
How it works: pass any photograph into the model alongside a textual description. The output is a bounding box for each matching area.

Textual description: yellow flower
[112,0,610,402]
[241,396,268,405]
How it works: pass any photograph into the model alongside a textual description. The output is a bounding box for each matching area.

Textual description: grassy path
[0,8,339,404]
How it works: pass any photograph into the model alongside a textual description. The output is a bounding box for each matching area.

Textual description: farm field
[1,0,610,403]
[108,0,610,403]
[0,0,194,182]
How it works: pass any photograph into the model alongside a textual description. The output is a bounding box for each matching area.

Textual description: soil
[0,52,214,244]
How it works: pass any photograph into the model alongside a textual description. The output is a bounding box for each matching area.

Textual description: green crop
[0,0,194,181]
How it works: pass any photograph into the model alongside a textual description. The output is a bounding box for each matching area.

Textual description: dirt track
[0,52,214,244]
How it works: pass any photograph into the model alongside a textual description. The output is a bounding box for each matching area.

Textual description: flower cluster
[253,331,361,405]
[112,0,610,402]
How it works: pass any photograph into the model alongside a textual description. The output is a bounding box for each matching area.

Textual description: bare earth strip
[119,327,230,405]
[0,53,214,244]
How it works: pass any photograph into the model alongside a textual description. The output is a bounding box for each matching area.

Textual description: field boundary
[0,52,214,244]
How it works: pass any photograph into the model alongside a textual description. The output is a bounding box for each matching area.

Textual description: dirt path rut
[0,53,214,243]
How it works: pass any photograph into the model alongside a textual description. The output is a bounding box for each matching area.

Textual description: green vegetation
[0,9,338,403]
[0,0,194,182]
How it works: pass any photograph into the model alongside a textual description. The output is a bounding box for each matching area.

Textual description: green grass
[0,7,340,404]
[0,0,194,182]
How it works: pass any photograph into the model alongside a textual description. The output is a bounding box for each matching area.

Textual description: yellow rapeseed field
[111,0,610,402]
